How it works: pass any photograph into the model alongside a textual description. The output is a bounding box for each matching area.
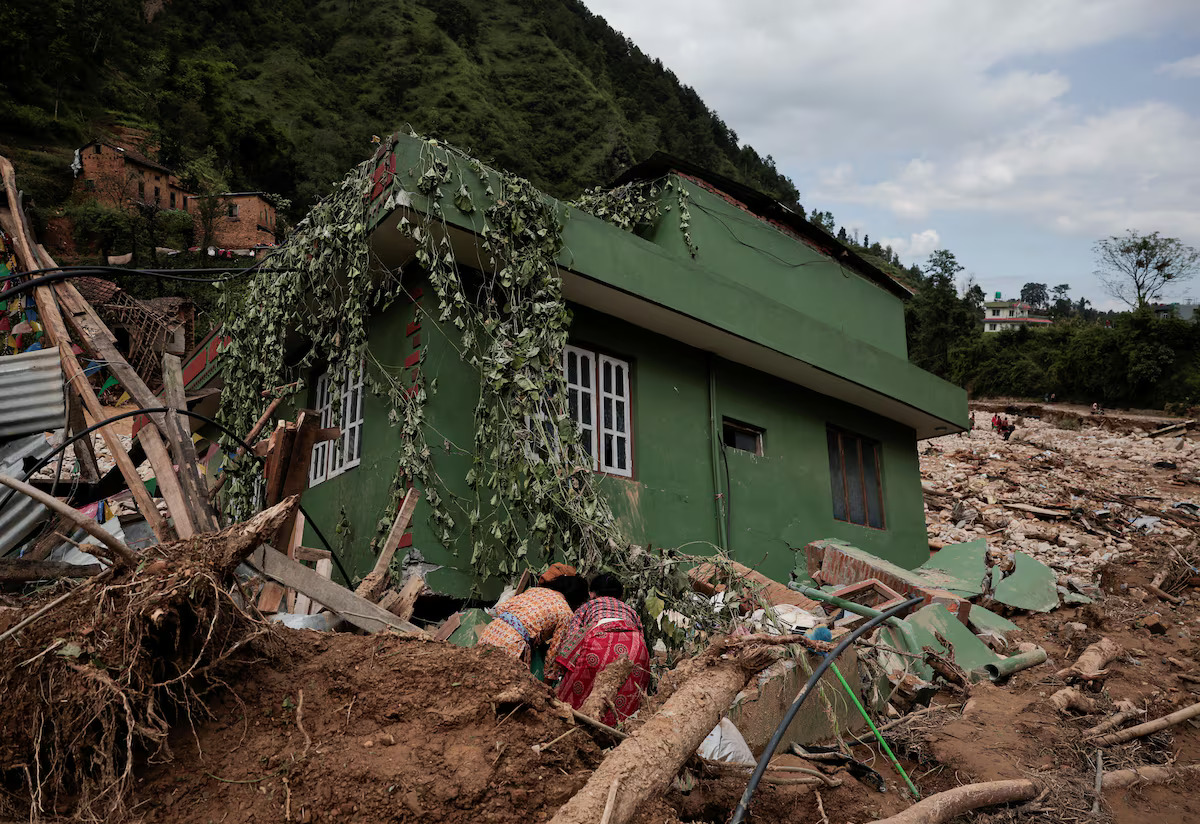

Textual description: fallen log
[0,559,102,582]
[1084,701,1144,737]
[547,641,778,824]
[1050,687,1099,715]
[1148,573,1182,605]
[866,778,1040,824]
[1101,762,1200,789]
[1057,637,1122,681]
[578,657,634,722]
[1088,699,1200,747]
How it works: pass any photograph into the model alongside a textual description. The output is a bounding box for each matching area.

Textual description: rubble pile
[921,408,1200,598]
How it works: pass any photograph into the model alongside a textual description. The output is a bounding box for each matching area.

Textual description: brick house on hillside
[184,192,277,252]
[71,141,192,212]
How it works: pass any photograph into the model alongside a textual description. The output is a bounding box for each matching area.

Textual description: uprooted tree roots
[0,499,297,822]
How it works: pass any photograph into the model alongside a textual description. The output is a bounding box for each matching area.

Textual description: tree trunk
[548,645,774,824]
[868,779,1040,824]
[1057,637,1121,681]
[578,656,634,721]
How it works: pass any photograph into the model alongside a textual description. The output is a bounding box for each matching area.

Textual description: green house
[278,135,967,598]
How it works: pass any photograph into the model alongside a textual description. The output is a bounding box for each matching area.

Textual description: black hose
[2,404,352,584]
[729,594,924,824]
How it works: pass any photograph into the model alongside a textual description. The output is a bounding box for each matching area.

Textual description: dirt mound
[131,631,880,824]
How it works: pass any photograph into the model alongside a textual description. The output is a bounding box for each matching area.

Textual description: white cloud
[583,0,1200,264]
[881,230,942,261]
[1158,54,1200,77]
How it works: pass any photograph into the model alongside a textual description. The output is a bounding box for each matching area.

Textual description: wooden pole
[208,396,282,499]
[0,475,139,568]
[356,488,420,602]
[161,352,220,531]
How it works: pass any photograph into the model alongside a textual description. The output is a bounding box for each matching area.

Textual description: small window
[309,362,365,486]
[154,186,161,203]
[84,179,96,191]
[827,426,885,529]
[138,181,145,198]
[991,309,999,317]
[227,203,239,218]
[169,191,176,208]
[92,144,101,155]
[722,418,763,455]
[988,323,996,331]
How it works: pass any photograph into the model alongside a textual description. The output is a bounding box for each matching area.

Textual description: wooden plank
[1150,420,1194,438]
[432,612,462,642]
[66,386,100,483]
[387,572,425,622]
[262,422,295,505]
[246,546,422,634]
[0,559,103,581]
[257,581,286,613]
[280,410,320,501]
[295,546,331,563]
[52,280,218,534]
[209,396,282,499]
[138,427,197,537]
[15,238,171,541]
[161,353,220,531]
[311,558,333,614]
[355,487,421,602]
[1002,502,1069,519]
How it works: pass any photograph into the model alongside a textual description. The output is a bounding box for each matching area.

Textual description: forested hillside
[2,0,798,211]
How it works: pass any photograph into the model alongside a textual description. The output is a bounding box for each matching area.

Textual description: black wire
[729,595,924,824]
[0,264,269,301]
[719,442,733,552]
[2,404,352,584]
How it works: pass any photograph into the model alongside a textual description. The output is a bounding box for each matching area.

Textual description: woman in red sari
[554,573,651,725]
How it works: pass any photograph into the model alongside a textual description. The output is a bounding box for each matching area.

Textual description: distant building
[1151,303,1198,322]
[184,192,277,251]
[983,294,1051,333]
[70,140,191,213]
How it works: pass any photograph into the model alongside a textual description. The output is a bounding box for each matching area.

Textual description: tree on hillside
[1020,282,1048,310]
[809,210,835,234]
[905,249,982,378]
[1049,284,1073,319]
[1095,230,1200,309]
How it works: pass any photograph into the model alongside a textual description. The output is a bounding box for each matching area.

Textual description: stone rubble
[920,407,1200,594]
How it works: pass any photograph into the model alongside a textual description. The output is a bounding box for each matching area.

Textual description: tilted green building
[277,135,967,597]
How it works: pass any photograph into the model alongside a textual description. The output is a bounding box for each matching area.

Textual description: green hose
[831,662,920,799]
[789,583,923,658]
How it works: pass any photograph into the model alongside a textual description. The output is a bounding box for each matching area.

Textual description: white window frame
[309,361,365,487]
[563,345,599,465]
[597,354,632,477]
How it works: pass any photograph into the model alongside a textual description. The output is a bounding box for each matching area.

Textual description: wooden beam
[262,422,296,506]
[0,559,103,582]
[246,545,422,634]
[137,428,197,537]
[294,546,331,563]
[386,572,425,622]
[0,474,139,568]
[355,487,421,602]
[14,234,171,541]
[280,409,320,501]
[52,279,218,534]
[66,386,100,483]
[161,353,219,531]
[209,396,282,499]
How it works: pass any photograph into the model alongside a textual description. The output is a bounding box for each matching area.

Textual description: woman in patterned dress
[478,575,588,679]
[554,573,651,725]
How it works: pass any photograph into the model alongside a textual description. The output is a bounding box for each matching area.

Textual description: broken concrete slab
[918,539,988,598]
[992,551,1060,613]
[906,603,1004,674]
[968,604,1020,637]
[803,539,971,623]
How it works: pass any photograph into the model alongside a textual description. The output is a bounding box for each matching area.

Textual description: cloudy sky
[583,0,1200,307]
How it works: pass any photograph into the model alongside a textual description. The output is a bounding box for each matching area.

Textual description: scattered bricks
[830,578,907,613]
[804,540,972,624]
[1144,614,1169,635]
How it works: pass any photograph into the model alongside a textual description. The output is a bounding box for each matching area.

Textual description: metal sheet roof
[0,347,66,438]
[0,432,56,556]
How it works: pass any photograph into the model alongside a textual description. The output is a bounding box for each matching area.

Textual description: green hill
[2,0,799,212]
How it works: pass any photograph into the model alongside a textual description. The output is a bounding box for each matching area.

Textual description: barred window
[309,362,365,486]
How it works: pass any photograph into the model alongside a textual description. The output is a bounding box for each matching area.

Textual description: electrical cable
[0,263,271,301]
[719,442,733,552]
[729,595,924,824]
[1,404,352,583]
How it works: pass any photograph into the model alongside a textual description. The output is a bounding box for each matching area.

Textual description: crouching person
[479,575,589,680]
[554,573,651,725]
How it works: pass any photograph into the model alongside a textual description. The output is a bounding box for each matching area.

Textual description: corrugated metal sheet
[0,432,56,555]
[0,347,66,438]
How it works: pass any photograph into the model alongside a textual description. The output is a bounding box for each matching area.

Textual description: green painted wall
[300,291,928,595]
[640,178,909,358]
